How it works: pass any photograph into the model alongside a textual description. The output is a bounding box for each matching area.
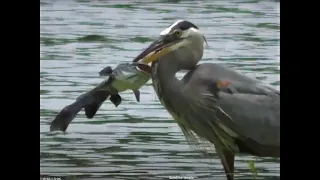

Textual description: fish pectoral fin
[218,149,235,180]
[110,94,122,107]
[133,90,140,102]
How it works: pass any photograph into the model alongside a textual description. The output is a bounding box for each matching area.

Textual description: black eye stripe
[170,21,199,31]
[178,21,199,30]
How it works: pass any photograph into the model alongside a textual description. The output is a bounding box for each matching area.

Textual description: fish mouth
[135,63,152,75]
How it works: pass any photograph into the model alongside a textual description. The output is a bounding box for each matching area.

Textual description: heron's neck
[152,59,183,97]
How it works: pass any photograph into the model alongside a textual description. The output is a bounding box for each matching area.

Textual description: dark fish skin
[50,89,122,132]
[109,94,122,107]
[84,67,122,119]
[85,66,126,119]
[99,66,113,77]
[50,73,126,132]
[50,89,110,132]
[85,63,140,119]
[84,91,110,119]
[50,63,151,132]
[50,78,118,132]
[50,100,83,132]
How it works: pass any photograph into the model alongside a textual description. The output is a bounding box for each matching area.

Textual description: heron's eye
[174,30,182,37]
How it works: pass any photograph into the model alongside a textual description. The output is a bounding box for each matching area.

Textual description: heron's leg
[219,149,235,180]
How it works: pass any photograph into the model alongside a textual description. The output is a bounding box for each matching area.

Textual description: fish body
[100,63,151,93]
[50,63,151,132]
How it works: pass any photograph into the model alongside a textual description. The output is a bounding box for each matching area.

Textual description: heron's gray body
[152,58,280,157]
[134,19,280,180]
[184,63,280,148]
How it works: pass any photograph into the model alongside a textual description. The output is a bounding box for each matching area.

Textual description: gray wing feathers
[217,92,280,146]
[184,63,280,146]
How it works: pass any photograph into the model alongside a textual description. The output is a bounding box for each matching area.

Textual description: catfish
[50,62,151,132]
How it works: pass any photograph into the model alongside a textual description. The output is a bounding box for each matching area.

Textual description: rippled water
[40,0,280,179]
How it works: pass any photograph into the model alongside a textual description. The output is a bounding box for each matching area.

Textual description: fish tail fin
[50,90,109,132]
[50,100,84,132]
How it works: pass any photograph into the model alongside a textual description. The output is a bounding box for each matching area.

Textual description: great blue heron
[133,20,280,180]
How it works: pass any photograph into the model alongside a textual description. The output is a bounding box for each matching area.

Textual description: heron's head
[134,20,207,70]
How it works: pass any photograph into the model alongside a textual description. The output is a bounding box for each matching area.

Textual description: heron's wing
[207,81,280,147]
[186,64,280,146]
[222,80,279,96]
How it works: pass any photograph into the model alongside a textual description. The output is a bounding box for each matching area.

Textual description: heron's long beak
[133,36,187,64]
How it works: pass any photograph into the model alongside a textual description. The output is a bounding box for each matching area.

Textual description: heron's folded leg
[219,149,235,180]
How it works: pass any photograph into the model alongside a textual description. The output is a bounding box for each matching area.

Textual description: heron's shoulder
[183,63,279,96]
[186,63,257,84]
[194,63,229,72]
